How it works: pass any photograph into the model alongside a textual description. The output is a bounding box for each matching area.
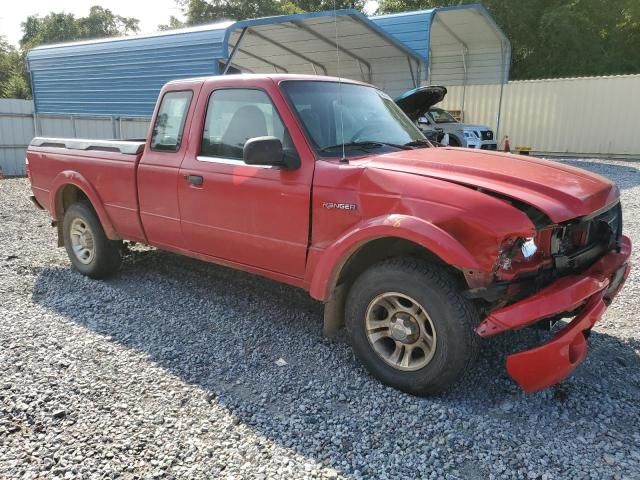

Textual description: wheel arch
[50,171,119,243]
[309,215,481,302]
[333,237,468,295]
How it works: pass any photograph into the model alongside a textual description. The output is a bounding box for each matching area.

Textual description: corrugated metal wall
[36,115,150,140]
[440,75,640,157]
[0,100,34,176]
[0,99,150,176]
[27,24,229,117]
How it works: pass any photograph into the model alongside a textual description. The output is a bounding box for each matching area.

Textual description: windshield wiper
[320,141,412,153]
[404,139,432,148]
[320,141,385,153]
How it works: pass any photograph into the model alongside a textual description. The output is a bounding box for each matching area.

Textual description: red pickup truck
[27,74,631,395]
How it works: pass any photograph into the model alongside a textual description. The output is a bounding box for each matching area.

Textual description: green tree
[179,0,299,24]
[20,6,140,49]
[177,0,365,25]
[20,13,80,49]
[0,38,30,99]
[291,0,365,12]
[77,6,139,39]
[158,16,187,31]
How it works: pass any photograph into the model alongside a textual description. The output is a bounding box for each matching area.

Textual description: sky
[0,0,185,46]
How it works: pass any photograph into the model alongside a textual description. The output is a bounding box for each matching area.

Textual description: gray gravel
[1,158,639,479]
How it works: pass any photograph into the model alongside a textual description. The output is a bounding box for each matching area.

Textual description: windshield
[428,108,458,124]
[281,80,426,157]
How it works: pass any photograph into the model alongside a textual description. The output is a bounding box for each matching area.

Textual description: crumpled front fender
[308,214,482,301]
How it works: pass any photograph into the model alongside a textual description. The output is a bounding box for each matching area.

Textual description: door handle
[184,174,203,186]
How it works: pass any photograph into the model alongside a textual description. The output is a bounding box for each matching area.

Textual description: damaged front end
[467,202,631,392]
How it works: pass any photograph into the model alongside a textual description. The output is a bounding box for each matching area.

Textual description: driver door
[177,82,314,279]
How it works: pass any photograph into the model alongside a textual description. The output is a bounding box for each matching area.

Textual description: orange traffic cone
[503,136,511,153]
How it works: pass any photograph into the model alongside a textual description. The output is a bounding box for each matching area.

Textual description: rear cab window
[150,90,193,152]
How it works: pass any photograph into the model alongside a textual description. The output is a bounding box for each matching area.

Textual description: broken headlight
[520,237,538,258]
[497,237,538,271]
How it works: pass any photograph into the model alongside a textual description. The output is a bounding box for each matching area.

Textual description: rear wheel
[345,258,479,395]
[62,202,121,279]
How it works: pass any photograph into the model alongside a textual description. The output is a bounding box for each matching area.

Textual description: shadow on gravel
[31,249,640,478]
[554,159,640,191]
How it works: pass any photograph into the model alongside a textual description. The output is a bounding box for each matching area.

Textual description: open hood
[395,86,447,122]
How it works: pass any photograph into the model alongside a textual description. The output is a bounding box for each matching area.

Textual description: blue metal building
[27,11,422,119]
[26,6,509,121]
[27,22,232,117]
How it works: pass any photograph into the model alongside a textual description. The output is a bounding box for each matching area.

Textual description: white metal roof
[224,10,424,97]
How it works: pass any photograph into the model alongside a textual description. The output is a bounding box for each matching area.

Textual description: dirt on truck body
[26,74,631,395]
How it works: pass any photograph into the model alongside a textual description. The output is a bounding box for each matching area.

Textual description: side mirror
[243,136,300,170]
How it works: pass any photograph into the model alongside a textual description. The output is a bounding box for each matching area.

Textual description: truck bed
[27,137,147,243]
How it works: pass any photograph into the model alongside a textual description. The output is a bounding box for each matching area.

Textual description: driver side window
[200,89,291,161]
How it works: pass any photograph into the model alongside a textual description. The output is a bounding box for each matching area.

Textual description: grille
[481,131,493,141]
[551,203,622,259]
[599,202,623,241]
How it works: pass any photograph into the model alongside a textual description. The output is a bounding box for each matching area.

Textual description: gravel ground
[1,158,639,480]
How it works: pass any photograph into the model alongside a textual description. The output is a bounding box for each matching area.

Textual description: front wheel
[345,258,479,395]
[62,201,122,279]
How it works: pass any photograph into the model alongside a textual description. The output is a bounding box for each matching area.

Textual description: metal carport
[26,7,507,119]
[371,4,510,129]
[223,10,424,97]
[26,10,424,120]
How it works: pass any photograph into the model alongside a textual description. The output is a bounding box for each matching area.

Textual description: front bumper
[476,236,632,393]
[465,139,497,150]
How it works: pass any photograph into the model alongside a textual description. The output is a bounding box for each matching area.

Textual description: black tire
[62,201,121,279]
[345,257,479,396]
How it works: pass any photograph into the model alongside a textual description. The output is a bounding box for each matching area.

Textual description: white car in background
[395,86,497,150]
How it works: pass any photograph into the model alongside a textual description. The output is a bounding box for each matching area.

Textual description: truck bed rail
[30,137,145,155]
